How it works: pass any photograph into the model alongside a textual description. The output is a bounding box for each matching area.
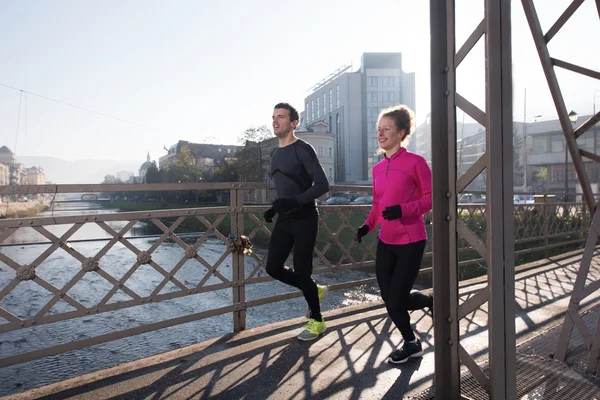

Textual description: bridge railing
[0,183,590,368]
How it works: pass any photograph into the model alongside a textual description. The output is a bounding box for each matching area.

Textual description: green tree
[157,145,205,202]
[175,145,205,183]
[100,175,124,199]
[530,166,548,192]
[142,162,162,201]
[161,165,185,184]
[234,125,273,182]
[145,162,162,183]
[209,157,239,182]
[102,174,122,184]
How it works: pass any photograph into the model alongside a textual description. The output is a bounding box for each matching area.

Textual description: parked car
[459,193,486,203]
[325,197,351,205]
[346,191,360,201]
[351,196,373,204]
[331,191,361,201]
[513,195,534,205]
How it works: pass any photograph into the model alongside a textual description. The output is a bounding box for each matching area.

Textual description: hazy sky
[0,0,598,162]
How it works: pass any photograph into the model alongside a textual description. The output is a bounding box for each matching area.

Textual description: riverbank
[0,201,48,219]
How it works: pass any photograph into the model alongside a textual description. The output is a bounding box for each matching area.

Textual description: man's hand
[264,208,276,223]
[272,197,300,214]
[355,225,369,243]
[382,205,402,220]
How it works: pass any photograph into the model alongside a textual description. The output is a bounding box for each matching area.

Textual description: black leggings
[265,212,321,320]
[376,239,431,341]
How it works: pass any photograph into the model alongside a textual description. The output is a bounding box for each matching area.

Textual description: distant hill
[18,156,142,184]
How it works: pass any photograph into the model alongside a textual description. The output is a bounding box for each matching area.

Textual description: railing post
[230,185,246,332]
[544,195,549,258]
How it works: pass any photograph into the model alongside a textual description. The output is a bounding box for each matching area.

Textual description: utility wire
[0,82,176,138]
[14,90,23,157]
[24,91,28,137]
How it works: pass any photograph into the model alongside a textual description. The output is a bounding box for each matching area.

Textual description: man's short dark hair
[274,102,300,123]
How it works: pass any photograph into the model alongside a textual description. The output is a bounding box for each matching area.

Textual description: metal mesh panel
[408,354,600,399]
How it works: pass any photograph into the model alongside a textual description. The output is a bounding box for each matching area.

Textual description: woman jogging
[355,104,433,364]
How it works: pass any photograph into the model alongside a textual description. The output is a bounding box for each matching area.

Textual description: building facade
[11,163,27,185]
[116,171,134,182]
[0,146,48,191]
[414,114,597,194]
[300,125,336,184]
[0,162,9,186]
[521,115,597,194]
[25,167,46,185]
[159,141,242,171]
[139,153,154,182]
[0,146,16,166]
[301,53,416,183]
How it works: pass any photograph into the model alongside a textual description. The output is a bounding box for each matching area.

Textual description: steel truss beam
[519,0,600,376]
[431,0,460,396]
[432,0,515,398]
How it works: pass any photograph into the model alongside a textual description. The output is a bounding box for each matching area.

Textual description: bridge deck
[4,249,600,400]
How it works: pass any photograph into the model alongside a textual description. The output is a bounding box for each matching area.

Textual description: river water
[0,203,379,396]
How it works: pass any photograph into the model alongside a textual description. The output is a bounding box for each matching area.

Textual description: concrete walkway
[4,250,600,399]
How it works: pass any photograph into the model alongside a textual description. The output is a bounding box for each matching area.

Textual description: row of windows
[424,133,598,157]
[549,164,595,182]
[369,137,379,150]
[368,76,401,88]
[529,135,600,154]
[368,155,383,165]
[317,98,320,119]
[367,91,399,103]
[317,146,333,158]
[306,85,340,124]
[367,104,399,121]
[366,155,385,179]
[551,170,577,182]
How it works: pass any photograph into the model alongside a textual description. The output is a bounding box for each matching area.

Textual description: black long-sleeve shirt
[269,139,330,205]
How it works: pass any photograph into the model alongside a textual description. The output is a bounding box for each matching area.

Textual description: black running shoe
[388,339,423,364]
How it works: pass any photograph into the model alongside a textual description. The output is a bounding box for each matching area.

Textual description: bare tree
[234,125,273,182]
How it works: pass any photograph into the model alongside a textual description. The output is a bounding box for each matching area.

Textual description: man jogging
[264,102,330,341]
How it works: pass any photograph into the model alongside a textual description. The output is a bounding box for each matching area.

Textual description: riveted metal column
[431,0,460,398]
[485,0,516,398]
[520,0,600,374]
[231,186,246,332]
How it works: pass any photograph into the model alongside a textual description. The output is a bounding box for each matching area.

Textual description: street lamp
[569,110,579,123]
[565,110,579,201]
[523,112,542,191]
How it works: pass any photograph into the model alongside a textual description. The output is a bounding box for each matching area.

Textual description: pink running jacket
[363,147,432,245]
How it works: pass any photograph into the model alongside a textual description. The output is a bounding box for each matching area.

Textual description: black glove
[382,205,402,220]
[355,225,369,243]
[264,208,276,223]
[272,197,300,214]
